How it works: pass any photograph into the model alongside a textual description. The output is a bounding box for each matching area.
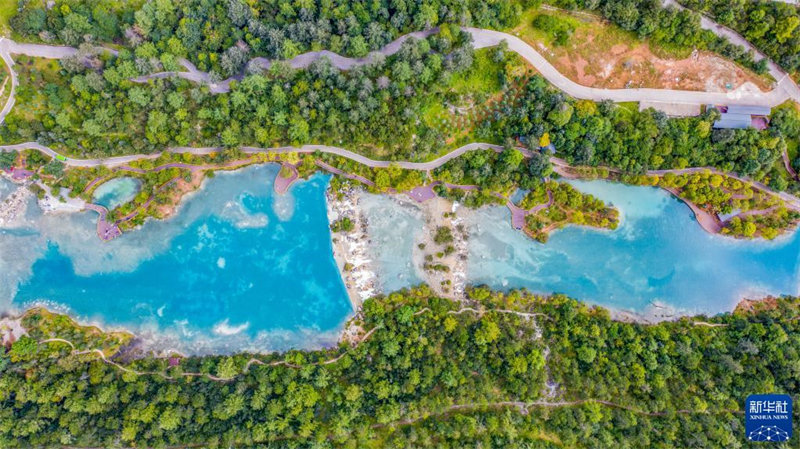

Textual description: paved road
[122,25,798,106]
[0,40,17,125]
[0,38,118,123]
[0,13,796,115]
[471,27,798,107]
[662,0,800,102]
[3,140,798,211]
[0,141,506,170]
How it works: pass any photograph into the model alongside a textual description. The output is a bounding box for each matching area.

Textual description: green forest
[10,0,521,76]
[3,32,796,190]
[2,288,799,448]
[678,0,800,75]
[3,0,799,196]
[9,0,780,76]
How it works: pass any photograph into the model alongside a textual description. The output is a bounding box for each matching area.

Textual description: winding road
[124,26,800,106]
[0,18,796,109]
[0,11,798,221]
[2,140,799,213]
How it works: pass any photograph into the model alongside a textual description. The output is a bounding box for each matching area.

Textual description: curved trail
[663,0,800,102]
[38,323,384,381]
[128,26,799,106]
[34,304,557,382]
[0,24,797,110]
[2,140,799,213]
[131,29,439,94]
[378,398,741,430]
[37,331,739,434]
[0,38,116,124]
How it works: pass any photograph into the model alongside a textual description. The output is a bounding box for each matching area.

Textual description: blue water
[4,166,352,354]
[466,180,800,317]
[510,188,529,204]
[3,171,799,352]
[360,194,424,292]
[91,177,142,209]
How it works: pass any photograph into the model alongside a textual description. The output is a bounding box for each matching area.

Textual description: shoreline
[324,186,377,312]
[0,181,31,226]
[2,292,788,358]
[661,186,723,234]
[2,166,797,355]
[403,195,469,299]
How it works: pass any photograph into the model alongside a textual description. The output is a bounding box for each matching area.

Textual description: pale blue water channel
[0,173,798,353]
[466,180,800,316]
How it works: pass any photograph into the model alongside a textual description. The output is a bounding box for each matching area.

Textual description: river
[1,173,798,353]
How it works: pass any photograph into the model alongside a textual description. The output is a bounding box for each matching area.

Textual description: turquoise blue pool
[91,177,142,209]
[466,180,800,317]
[3,166,352,354]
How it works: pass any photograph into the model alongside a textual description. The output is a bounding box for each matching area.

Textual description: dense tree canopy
[2,289,799,447]
[12,0,523,77]
[11,0,773,78]
[1,28,478,161]
[477,75,786,182]
[678,0,800,74]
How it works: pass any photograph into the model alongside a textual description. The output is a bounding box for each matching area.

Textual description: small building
[713,113,752,129]
[711,104,770,130]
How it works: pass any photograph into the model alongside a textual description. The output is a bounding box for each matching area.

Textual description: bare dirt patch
[515,11,772,93]
[154,172,205,218]
[734,297,781,315]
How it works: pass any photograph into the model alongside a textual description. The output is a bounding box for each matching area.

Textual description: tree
[539,132,551,148]
[474,319,500,345]
[127,87,151,107]
[216,357,238,379]
[158,407,181,431]
[500,148,524,170]
[9,336,37,362]
[528,152,553,179]
[349,35,369,57]
[288,117,310,143]
[0,152,15,169]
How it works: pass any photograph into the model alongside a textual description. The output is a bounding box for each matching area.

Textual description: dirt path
[38,323,383,382]
[3,141,798,236]
[7,142,800,211]
[783,148,798,179]
[379,398,740,430]
[35,304,557,382]
[0,21,796,125]
[125,25,800,106]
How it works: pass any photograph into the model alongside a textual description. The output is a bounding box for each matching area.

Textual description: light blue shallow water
[466,180,800,316]
[2,172,799,352]
[3,166,352,354]
[360,194,424,292]
[91,177,142,210]
[0,177,14,200]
